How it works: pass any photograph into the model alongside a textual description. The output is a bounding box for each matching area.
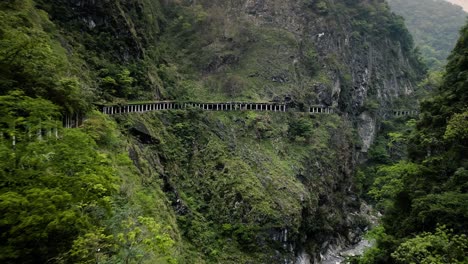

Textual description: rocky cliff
[38,0,424,109]
[57,0,424,152]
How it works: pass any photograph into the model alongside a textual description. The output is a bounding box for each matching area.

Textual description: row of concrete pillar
[102,102,302,115]
[33,128,59,140]
[393,110,419,116]
[2,127,60,149]
[102,103,178,115]
[182,102,287,112]
[102,104,417,117]
[308,107,333,114]
[63,114,83,128]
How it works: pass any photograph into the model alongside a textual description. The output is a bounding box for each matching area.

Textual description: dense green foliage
[0,0,88,113]
[391,226,467,264]
[119,109,359,262]
[356,23,468,264]
[388,0,467,70]
[0,2,180,262]
[34,0,170,101]
[0,93,179,263]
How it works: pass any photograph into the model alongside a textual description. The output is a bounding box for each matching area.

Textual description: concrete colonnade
[103,103,413,117]
[63,113,83,129]
[103,102,332,115]
[393,110,419,116]
[308,106,333,114]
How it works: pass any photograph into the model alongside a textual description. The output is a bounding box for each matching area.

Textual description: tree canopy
[357,22,468,264]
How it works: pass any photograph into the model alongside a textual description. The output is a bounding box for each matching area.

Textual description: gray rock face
[320,239,374,264]
[358,112,376,153]
[201,0,421,105]
[295,249,312,264]
[195,0,422,154]
[295,202,378,264]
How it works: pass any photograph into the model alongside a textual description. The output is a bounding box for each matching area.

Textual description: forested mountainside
[355,23,468,264]
[0,0,430,263]
[388,0,467,70]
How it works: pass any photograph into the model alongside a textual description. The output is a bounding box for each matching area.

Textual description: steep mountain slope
[356,22,468,264]
[37,0,425,109]
[388,0,467,70]
[34,0,426,152]
[0,0,426,263]
[167,0,425,112]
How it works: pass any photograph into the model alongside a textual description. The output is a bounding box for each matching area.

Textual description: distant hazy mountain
[444,0,468,12]
[388,0,467,70]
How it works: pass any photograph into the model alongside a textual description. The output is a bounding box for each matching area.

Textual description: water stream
[321,239,373,264]
[295,237,374,264]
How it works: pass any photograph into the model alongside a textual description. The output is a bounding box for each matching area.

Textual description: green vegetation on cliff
[0,94,180,263]
[356,23,468,264]
[119,110,359,262]
[0,0,430,263]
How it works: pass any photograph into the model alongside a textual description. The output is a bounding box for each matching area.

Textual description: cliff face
[114,2,422,262]
[123,111,359,263]
[3,0,425,263]
[157,0,425,151]
[38,0,424,114]
[191,0,423,111]
[37,0,163,59]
